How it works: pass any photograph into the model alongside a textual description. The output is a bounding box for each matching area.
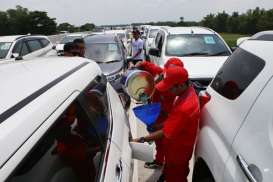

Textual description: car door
[104,83,133,182]
[150,31,164,67]
[24,38,44,59]
[222,77,273,182]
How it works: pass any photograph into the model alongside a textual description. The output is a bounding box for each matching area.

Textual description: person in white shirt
[130,30,144,65]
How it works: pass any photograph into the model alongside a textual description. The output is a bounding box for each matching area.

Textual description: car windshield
[85,43,122,63]
[60,36,82,44]
[0,42,12,59]
[149,29,159,38]
[166,34,231,57]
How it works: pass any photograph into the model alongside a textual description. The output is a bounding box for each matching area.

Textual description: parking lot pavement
[128,102,194,182]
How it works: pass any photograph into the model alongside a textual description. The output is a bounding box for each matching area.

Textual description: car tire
[192,159,215,182]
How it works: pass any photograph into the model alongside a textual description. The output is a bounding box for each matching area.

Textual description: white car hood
[164,56,228,79]
[56,44,64,51]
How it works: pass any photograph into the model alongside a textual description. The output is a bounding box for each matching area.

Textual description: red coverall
[162,86,200,182]
[139,61,176,164]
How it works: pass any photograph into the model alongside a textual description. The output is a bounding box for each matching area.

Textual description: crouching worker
[133,66,200,182]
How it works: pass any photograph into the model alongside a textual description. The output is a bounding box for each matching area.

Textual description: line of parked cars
[1,27,272,182]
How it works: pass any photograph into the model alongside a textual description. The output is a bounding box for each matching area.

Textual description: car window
[149,29,159,38]
[85,43,122,63]
[7,89,109,182]
[0,42,12,59]
[12,41,22,54]
[27,40,43,52]
[211,48,265,100]
[40,39,50,47]
[21,42,30,56]
[166,34,231,57]
[157,32,164,51]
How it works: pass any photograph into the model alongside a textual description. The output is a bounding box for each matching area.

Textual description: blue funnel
[133,103,161,126]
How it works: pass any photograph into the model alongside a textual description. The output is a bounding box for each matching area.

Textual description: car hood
[163,56,229,79]
[56,44,64,51]
[97,61,123,76]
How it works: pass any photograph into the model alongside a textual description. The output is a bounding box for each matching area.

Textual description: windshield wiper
[209,51,230,56]
[182,52,209,56]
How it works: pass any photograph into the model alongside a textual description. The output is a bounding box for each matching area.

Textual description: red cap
[164,57,184,69]
[156,67,188,92]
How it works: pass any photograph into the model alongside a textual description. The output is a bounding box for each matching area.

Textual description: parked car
[84,34,131,108]
[105,29,131,53]
[56,33,86,55]
[193,31,273,182]
[0,35,54,61]
[143,26,161,56]
[149,27,232,90]
[84,34,127,86]
[0,56,152,182]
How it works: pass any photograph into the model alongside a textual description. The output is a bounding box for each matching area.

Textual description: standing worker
[135,58,184,169]
[133,66,200,182]
[130,29,144,66]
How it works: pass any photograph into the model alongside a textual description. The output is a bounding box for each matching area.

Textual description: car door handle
[115,160,123,182]
[236,155,257,182]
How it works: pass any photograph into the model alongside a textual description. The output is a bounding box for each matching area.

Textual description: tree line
[0,5,95,36]
[0,6,272,36]
[133,7,273,35]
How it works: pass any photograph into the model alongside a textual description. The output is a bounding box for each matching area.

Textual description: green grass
[220,33,250,47]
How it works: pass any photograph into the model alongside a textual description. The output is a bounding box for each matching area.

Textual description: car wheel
[192,159,215,182]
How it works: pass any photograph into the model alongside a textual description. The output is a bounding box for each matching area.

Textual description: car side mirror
[11,53,19,59]
[230,46,237,52]
[52,45,56,50]
[149,48,160,57]
[130,142,154,162]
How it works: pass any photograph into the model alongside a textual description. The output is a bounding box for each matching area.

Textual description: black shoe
[144,160,163,169]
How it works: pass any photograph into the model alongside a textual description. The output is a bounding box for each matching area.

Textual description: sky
[0,0,273,26]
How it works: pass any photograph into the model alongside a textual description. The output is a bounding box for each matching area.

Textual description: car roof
[65,33,85,37]
[251,30,273,41]
[0,35,50,43]
[84,34,118,44]
[0,57,101,169]
[105,30,126,34]
[0,35,25,42]
[162,26,215,35]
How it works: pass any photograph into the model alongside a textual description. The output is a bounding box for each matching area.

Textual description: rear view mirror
[149,48,160,57]
[130,142,154,162]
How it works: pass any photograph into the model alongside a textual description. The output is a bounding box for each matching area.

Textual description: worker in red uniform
[133,66,200,182]
[135,58,184,169]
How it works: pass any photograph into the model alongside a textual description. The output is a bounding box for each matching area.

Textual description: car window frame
[26,38,43,52]
[211,48,265,100]
[6,77,111,182]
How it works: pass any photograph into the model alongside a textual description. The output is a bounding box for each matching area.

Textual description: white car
[149,27,232,89]
[143,26,162,55]
[193,31,273,182]
[105,30,131,52]
[0,35,54,61]
[56,33,86,55]
[0,57,152,182]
